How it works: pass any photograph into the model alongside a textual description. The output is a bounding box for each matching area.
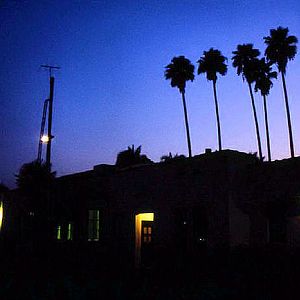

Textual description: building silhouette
[2,150,300,268]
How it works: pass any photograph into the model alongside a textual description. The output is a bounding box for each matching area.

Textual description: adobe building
[2,150,300,267]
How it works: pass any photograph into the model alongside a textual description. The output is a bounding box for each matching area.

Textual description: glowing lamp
[41,135,50,143]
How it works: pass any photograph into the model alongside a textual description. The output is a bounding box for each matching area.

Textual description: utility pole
[41,65,60,170]
[37,99,49,163]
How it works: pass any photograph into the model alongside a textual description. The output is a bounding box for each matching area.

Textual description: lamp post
[41,65,60,170]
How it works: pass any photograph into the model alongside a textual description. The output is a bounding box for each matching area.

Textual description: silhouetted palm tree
[264,26,298,158]
[197,48,227,151]
[165,56,195,158]
[115,145,153,168]
[254,58,277,162]
[232,44,263,160]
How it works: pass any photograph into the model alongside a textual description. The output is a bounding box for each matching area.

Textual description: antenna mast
[40,65,60,170]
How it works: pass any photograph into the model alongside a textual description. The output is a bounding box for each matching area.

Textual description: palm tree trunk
[263,95,271,162]
[248,82,263,160]
[181,91,192,158]
[281,72,295,158]
[213,80,222,151]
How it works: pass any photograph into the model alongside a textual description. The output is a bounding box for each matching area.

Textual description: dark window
[88,210,100,241]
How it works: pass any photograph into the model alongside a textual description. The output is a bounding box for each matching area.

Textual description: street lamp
[41,135,50,143]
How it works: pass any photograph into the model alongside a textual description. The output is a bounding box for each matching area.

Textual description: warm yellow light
[57,225,61,240]
[135,213,154,267]
[41,135,50,143]
[0,201,3,231]
[67,223,73,241]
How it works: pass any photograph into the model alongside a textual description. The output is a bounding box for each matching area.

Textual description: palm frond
[165,56,195,93]
[264,26,298,73]
[197,48,227,81]
[232,44,260,82]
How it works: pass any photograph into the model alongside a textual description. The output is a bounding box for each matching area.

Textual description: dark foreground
[1,243,299,299]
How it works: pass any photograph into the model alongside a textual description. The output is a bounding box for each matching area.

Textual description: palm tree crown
[165,56,195,93]
[197,48,227,82]
[264,26,298,74]
[254,58,277,96]
[232,44,260,82]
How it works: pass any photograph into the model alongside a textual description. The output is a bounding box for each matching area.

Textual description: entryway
[135,213,154,267]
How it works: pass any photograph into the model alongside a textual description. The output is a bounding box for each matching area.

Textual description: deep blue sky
[1,0,300,188]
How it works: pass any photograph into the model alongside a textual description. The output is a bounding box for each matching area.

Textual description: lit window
[57,225,62,240]
[67,223,73,241]
[141,222,153,244]
[88,210,100,241]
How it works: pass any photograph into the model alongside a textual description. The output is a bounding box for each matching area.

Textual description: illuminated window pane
[57,225,61,240]
[88,210,100,241]
[144,227,147,234]
[148,227,152,234]
[67,223,73,240]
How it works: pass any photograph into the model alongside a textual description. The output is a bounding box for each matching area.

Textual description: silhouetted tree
[197,48,227,151]
[264,26,298,158]
[254,58,277,162]
[16,160,56,243]
[165,56,195,158]
[232,44,263,160]
[115,145,153,168]
[16,160,55,200]
[160,152,186,163]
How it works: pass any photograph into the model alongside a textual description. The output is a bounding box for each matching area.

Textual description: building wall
[8,151,300,266]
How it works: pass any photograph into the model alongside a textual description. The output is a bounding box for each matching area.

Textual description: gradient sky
[1,0,300,188]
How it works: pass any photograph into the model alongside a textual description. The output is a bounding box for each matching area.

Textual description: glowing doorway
[135,213,154,267]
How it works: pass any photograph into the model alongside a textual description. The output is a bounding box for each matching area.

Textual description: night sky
[1,0,299,188]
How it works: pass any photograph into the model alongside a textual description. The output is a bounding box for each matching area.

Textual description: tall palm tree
[254,58,277,162]
[264,26,298,158]
[232,44,263,160]
[197,48,227,151]
[165,56,195,158]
